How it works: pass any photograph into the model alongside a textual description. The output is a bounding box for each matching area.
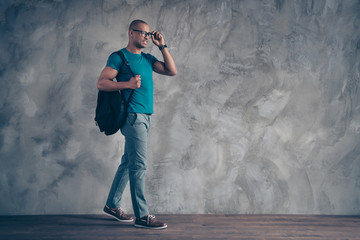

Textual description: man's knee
[129,157,147,171]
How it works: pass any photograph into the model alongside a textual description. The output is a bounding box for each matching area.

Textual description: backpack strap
[115,50,135,104]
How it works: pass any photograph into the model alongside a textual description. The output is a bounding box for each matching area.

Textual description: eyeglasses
[132,29,153,38]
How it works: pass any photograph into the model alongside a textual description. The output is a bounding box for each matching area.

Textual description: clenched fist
[128,75,141,89]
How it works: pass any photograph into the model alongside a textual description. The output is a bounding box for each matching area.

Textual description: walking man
[97,19,177,229]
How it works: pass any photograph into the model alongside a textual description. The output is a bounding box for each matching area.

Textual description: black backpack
[94,51,135,135]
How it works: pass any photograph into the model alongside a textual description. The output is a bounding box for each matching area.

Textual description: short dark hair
[129,19,148,30]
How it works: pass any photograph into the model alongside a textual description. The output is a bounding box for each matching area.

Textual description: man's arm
[151,31,177,76]
[97,66,141,91]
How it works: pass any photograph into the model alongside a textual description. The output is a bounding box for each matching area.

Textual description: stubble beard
[135,42,146,49]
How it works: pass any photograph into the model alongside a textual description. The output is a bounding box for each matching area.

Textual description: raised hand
[151,31,165,47]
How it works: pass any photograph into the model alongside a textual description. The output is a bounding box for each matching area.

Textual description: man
[97,19,177,229]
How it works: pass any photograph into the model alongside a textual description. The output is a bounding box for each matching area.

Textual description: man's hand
[128,75,141,89]
[151,31,165,47]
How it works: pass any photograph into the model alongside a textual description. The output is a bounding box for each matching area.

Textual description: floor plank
[0,214,359,240]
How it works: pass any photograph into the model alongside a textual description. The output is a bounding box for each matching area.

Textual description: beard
[135,41,146,49]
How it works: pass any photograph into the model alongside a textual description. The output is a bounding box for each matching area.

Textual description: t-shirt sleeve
[106,52,123,71]
[150,54,158,65]
[144,53,158,67]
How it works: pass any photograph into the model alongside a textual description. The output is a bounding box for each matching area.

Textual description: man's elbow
[97,79,105,90]
[168,69,177,76]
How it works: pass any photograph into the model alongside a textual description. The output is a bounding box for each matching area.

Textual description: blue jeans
[106,113,150,218]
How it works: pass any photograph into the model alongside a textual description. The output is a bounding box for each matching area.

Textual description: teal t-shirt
[106,48,158,114]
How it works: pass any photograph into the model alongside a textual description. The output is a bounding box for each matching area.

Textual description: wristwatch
[158,44,167,51]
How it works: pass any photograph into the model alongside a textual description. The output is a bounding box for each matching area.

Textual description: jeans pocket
[127,113,137,126]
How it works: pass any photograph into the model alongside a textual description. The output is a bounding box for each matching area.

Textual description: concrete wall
[0,0,359,215]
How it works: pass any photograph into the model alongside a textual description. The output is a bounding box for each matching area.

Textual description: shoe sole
[104,211,134,223]
[134,223,168,229]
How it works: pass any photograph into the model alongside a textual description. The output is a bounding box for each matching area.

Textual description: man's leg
[104,142,133,222]
[105,145,129,208]
[119,113,166,229]
[121,113,150,219]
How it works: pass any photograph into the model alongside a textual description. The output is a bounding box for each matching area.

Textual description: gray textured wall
[1,0,360,215]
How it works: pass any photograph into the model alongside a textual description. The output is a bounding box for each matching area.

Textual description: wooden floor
[0,214,359,240]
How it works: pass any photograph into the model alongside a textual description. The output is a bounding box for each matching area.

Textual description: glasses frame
[132,29,153,38]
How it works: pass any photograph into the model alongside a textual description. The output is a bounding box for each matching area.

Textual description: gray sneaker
[134,215,167,229]
[103,205,134,222]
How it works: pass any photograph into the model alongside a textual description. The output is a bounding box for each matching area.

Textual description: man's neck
[126,44,142,54]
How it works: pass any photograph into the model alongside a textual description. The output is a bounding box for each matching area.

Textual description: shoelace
[110,206,125,215]
[147,214,155,224]
[119,208,130,217]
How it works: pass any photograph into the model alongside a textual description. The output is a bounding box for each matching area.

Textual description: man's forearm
[97,79,130,92]
[160,47,177,76]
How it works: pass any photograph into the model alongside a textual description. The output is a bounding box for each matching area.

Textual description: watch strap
[158,44,167,51]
